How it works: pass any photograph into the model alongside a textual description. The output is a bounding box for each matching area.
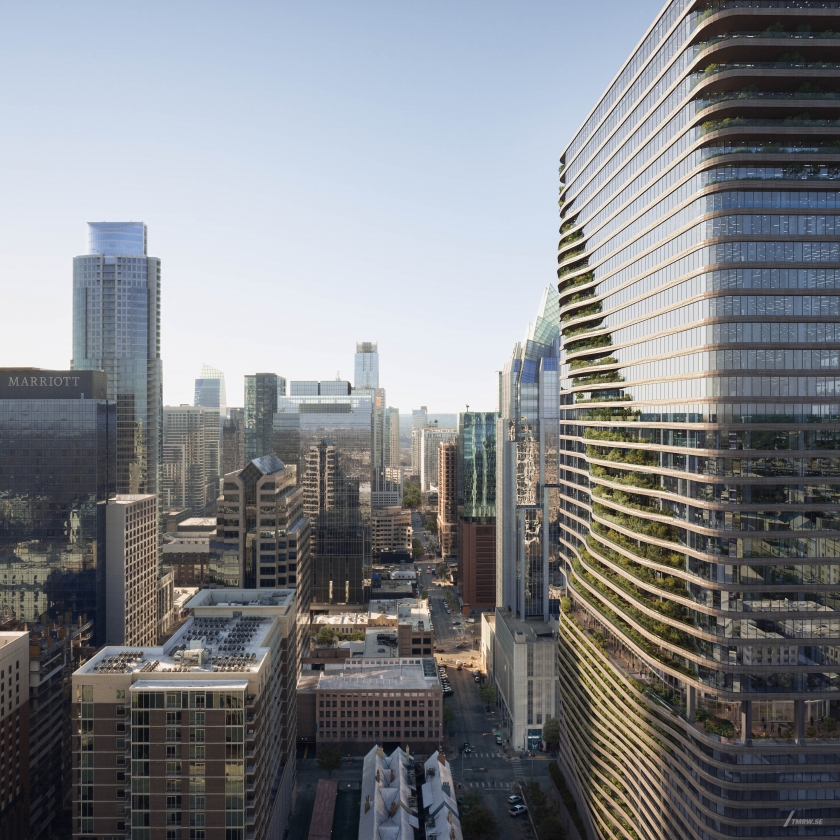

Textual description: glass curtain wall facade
[72,222,161,497]
[244,373,285,463]
[496,288,562,621]
[354,341,379,390]
[274,392,374,604]
[457,411,499,520]
[0,371,115,644]
[555,3,840,838]
[194,363,227,418]
[303,439,365,604]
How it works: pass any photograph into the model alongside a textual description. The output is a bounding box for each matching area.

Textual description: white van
[465,617,476,624]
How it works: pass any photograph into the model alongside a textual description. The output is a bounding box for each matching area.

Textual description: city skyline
[0,0,663,413]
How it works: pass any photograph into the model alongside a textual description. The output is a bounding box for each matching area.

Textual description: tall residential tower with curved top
[555,2,840,837]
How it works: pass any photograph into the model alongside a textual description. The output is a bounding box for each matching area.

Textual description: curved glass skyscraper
[555,3,840,837]
[72,222,162,497]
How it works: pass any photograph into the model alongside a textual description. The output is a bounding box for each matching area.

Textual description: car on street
[462,743,473,753]
[474,676,481,683]
[509,805,527,817]
[452,621,461,627]
[455,643,466,650]
[495,736,503,745]
[507,796,522,805]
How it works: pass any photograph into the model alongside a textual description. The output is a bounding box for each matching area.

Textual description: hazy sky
[0,0,663,413]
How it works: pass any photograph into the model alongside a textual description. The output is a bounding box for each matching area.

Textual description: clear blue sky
[0,0,663,413]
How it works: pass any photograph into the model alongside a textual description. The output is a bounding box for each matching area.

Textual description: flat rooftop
[495,610,555,643]
[316,659,440,691]
[77,590,295,678]
[312,613,368,626]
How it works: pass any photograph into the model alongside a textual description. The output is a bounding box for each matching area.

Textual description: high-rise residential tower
[72,222,161,497]
[386,407,401,469]
[354,341,379,390]
[243,373,285,463]
[221,407,245,475]
[554,5,840,838]
[194,363,227,418]
[437,442,458,559]
[162,405,220,514]
[410,407,428,475]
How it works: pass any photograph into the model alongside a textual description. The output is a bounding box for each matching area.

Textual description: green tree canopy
[412,538,424,559]
[461,804,499,840]
[537,815,567,840]
[348,629,365,641]
[316,746,343,778]
[542,717,561,750]
[442,704,456,726]
[403,481,422,509]
[316,626,337,647]
[479,684,496,705]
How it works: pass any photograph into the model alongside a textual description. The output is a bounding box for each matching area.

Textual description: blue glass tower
[72,222,162,497]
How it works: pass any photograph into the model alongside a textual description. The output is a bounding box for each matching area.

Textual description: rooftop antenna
[336,371,340,380]
[466,404,469,412]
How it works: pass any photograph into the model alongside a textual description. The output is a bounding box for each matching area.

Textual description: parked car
[509,805,527,817]
[472,669,480,676]
[495,736,503,745]
[474,676,481,683]
[466,617,476,624]
[452,621,461,627]
[507,795,522,805]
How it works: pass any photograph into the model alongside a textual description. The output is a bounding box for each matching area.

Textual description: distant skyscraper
[0,370,115,644]
[244,373,285,462]
[304,439,365,604]
[497,286,561,620]
[419,427,456,493]
[437,441,457,559]
[162,405,220,514]
[222,407,245,474]
[194,363,227,418]
[457,411,498,612]
[410,406,428,475]
[386,407,401,469]
[354,341,379,390]
[72,222,161,497]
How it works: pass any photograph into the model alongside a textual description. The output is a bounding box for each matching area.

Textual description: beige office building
[105,495,158,647]
[371,507,412,556]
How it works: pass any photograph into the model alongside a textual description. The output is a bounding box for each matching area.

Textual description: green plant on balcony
[560,216,578,234]
[562,302,603,323]
[762,21,786,36]
[590,464,658,490]
[584,427,634,443]
[703,717,734,738]
[559,229,584,249]
[566,334,612,355]
[700,117,747,134]
[582,406,640,422]
[557,257,589,279]
[592,485,675,518]
[570,555,697,666]
[570,354,616,370]
[586,444,656,466]
[779,51,806,63]
[567,289,595,305]
[592,521,685,569]
[573,371,624,388]
[564,318,604,338]
[586,536,688,599]
[580,546,691,626]
[593,502,681,543]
